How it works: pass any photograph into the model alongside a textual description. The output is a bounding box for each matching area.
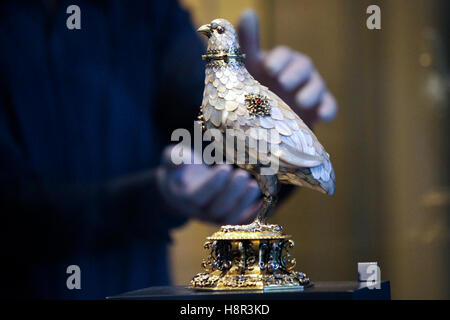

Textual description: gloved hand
[237,9,338,128]
[156,145,261,225]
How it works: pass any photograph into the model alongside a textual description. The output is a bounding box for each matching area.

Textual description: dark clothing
[0,0,204,299]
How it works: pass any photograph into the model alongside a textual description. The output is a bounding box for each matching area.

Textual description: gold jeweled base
[190,222,312,291]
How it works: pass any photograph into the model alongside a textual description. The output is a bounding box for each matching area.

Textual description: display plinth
[107,281,390,300]
[189,223,311,291]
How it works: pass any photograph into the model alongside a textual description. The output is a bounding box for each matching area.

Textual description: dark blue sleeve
[154,1,205,140]
[0,0,204,262]
[0,101,183,263]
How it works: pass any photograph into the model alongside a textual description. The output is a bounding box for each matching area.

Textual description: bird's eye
[216,26,225,34]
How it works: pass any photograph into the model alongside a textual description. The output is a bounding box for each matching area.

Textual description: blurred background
[171,0,449,299]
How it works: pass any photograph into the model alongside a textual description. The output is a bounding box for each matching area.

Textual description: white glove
[238,9,338,126]
[156,145,261,225]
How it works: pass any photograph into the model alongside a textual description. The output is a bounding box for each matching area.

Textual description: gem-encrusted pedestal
[190,223,312,291]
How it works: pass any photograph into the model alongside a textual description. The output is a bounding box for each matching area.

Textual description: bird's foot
[220,220,282,233]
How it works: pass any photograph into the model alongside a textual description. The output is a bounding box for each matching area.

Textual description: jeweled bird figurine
[197,19,335,230]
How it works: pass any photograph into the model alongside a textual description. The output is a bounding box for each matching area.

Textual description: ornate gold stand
[190,222,312,291]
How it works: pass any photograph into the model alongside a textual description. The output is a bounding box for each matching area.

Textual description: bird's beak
[197,24,212,38]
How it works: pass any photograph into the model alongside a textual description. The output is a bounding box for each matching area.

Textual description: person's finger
[161,144,198,170]
[317,92,338,122]
[155,167,202,219]
[161,145,181,169]
[295,71,326,109]
[263,46,294,77]
[237,9,261,62]
[278,53,314,91]
[236,200,262,225]
[185,164,233,207]
[222,179,261,225]
[207,169,251,220]
[171,201,201,219]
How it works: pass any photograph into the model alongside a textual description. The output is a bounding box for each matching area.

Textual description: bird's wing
[218,93,325,168]
[203,67,327,169]
[263,88,330,165]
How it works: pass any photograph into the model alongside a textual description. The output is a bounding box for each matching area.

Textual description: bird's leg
[250,174,279,227]
[253,195,278,226]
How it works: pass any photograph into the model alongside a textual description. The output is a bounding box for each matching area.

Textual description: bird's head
[197,18,240,52]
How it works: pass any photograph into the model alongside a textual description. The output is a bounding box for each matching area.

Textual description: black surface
[108,281,391,300]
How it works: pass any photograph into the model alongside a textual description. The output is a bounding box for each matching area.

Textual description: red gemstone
[257,99,262,104]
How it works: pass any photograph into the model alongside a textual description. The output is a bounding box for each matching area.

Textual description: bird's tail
[310,159,336,195]
[285,159,336,195]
